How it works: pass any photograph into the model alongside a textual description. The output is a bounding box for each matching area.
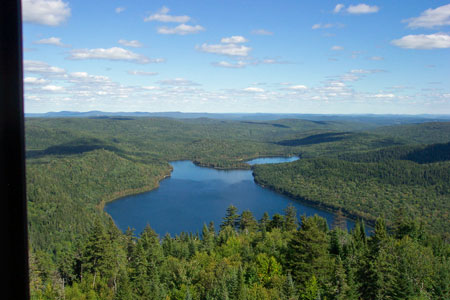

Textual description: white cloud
[243,87,264,93]
[144,6,190,23]
[42,85,65,92]
[334,4,345,13]
[331,45,344,51]
[198,43,251,57]
[251,29,273,36]
[221,36,248,44]
[157,24,205,35]
[347,4,379,14]
[371,93,395,98]
[118,39,143,48]
[405,4,450,28]
[68,47,160,64]
[312,23,334,30]
[391,33,450,49]
[68,72,110,84]
[212,61,247,68]
[158,78,200,86]
[115,7,125,14]
[287,85,308,90]
[22,0,70,26]
[369,56,384,61]
[350,69,378,74]
[24,60,65,74]
[127,70,158,76]
[24,77,48,84]
[142,86,160,90]
[34,37,68,47]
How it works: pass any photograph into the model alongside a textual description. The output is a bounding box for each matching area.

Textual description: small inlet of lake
[105,157,367,236]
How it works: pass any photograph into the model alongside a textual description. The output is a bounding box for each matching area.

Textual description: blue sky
[22,0,450,114]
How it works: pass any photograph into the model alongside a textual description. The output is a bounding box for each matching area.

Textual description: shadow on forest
[403,142,450,164]
[27,138,120,158]
[240,121,290,128]
[275,132,353,146]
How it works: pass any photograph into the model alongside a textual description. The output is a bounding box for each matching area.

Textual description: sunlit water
[105,158,369,236]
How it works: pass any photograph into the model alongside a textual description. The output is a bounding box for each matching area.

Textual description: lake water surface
[105,158,365,236]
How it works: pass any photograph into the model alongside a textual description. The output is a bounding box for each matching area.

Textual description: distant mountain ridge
[25,111,450,125]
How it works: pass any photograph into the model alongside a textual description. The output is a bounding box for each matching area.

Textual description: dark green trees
[286,215,332,290]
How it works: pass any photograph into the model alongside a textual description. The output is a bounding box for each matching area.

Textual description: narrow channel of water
[105,158,369,236]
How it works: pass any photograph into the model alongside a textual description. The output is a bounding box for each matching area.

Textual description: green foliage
[29,207,450,300]
[25,117,450,299]
[253,156,450,233]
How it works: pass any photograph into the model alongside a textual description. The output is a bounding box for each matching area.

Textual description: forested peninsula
[26,116,450,299]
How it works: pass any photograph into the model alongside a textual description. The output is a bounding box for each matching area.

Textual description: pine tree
[300,275,319,300]
[284,205,298,231]
[221,205,240,230]
[259,212,270,230]
[269,213,284,230]
[239,210,258,233]
[286,216,332,289]
[332,209,347,231]
[282,273,297,300]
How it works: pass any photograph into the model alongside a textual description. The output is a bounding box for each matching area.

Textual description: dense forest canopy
[25,116,450,299]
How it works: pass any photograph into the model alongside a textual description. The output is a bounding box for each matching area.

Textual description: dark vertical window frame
[1,0,30,299]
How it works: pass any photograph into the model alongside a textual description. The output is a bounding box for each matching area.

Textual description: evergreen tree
[332,209,347,231]
[282,273,297,300]
[284,205,298,231]
[222,205,240,230]
[259,212,270,229]
[300,275,319,300]
[269,213,284,231]
[239,210,258,233]
[286,216,332,290]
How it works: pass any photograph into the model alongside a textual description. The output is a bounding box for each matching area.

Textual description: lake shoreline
[252,177,376,229]
[104,157,374,235]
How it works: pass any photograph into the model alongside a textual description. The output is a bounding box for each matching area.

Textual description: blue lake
[105,158,368,236]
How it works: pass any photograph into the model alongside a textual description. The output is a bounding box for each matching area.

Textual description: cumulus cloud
[347,4,379,14]
[198,42,251,57]
[34,37,68,47]
[157,78,200,86]
[22,0,70,26]
[142,86,160,90]
[145,6,190,23]
[212,61,247,68]
[118,39,143,48]
[371,93,395,98]
[251,29,273,35]
[157,24,205,35]
[24,77,48,84]
[68,72,110,84]
[243,87,264,93]
[405,4,450,28]
[350,69,384,74]
[42,85,65,92]
[24,60,65,74]
[221,36,248,44]
[212,57,290,69]
[334,4,345,13]
[391,33,450,49]
[286,85,308,90]
[67,47,162,64]
[127,70,158,76]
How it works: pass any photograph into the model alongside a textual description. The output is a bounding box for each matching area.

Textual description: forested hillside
[25,117,450,299]
[30,206,450,300]
[253,155,450,233]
